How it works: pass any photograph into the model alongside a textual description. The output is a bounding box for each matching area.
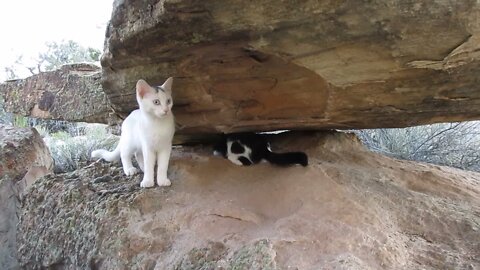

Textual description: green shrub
[1,95,118,173]
[42,123,118,173]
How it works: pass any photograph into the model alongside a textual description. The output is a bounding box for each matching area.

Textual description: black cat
[213,132,308,166]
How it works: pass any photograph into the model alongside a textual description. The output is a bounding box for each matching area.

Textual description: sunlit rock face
[102,0,480,139]
[17,131,480,269]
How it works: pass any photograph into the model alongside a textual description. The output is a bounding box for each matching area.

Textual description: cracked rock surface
[18,131,480,269]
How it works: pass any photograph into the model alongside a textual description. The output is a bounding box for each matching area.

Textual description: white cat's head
[136,78,173,118]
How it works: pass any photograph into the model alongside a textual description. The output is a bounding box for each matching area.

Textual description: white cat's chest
[140,116,175,146]
[123,110,175,150]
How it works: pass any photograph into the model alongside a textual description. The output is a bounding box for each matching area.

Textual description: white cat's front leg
[156,147,172,187]
[140,148,156,188]
[135,151,144,172]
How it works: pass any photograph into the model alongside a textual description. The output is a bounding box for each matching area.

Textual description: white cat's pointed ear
[161,77,173,93]
[136,79,151,98]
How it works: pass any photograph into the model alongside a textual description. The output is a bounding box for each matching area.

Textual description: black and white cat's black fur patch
[213,132,308,167]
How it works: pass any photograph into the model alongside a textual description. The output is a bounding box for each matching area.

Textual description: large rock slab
[0,125,53,270]
[0,64,114,124]
[101,0,480,136]
[17,131,480,269]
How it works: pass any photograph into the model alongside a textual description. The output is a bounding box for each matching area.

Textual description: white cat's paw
[140,178,155,188]
[124,167,138,176]
[157,178,172,187]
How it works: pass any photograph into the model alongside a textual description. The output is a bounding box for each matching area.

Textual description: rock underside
[0,125,53,270]
[17,131,480,269]
[101,0,480,137]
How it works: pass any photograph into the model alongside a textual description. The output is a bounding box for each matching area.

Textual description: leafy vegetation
[39,40,101,72]
[3,40,101,80]
[42,123,118,173]
[1,100,117,172]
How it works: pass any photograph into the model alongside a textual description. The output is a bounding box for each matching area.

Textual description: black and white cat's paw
[228,156,245,166]
[124,167,138,176]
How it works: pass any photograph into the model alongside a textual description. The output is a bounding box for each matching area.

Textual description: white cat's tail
[91,145,120,162]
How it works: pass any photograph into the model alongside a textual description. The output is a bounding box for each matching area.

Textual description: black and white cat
[213,132,308,166]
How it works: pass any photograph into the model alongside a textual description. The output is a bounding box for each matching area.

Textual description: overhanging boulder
[2,1,479,144]
[102,0,480,136]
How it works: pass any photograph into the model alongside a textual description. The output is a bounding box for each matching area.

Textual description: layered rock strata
[101,0,480,135]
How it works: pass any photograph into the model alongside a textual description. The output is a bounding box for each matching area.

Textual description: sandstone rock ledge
[0,125,53,270]
[18,132,480,269]
[102,0,480,135]
[0,64,113,124]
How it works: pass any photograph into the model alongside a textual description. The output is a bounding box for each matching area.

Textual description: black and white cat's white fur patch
[213,132,308,167]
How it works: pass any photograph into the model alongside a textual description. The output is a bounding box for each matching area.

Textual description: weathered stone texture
[0,64,113,124]
[17,132,480,269]
[0,125,53,270]
[102,0,480,136]
[2,1,479,143]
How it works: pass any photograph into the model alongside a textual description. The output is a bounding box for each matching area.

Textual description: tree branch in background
[356,121,480,172]
[2,40,101,80]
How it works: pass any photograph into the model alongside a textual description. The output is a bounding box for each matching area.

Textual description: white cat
[91,78,175,188]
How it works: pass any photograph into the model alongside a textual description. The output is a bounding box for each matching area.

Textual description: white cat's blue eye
[167,99,171,105]
[153,99,161,105]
